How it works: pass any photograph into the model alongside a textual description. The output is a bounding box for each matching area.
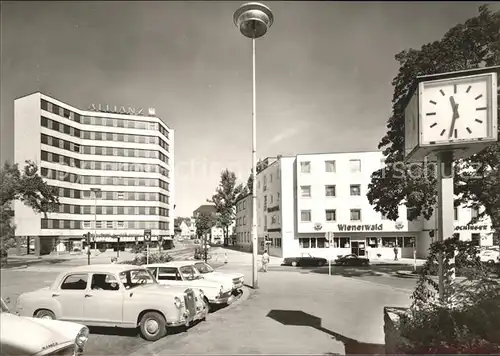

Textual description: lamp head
[233,2,274,39]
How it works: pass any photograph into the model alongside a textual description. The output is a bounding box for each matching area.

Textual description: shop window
[381,237,397,247]
[471,233,480,246]
[310,238,317,248]
[299,238,310,248]
[333,237,350,248]
[317,238,326,248]
[366,237,378,248]
[403,236,415,247]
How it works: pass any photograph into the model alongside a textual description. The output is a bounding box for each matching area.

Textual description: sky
[1,1,496,217]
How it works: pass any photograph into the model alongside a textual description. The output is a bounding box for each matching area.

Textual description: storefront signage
[454,225,490,231]
[337,224,383,232]
[89,103,144,116]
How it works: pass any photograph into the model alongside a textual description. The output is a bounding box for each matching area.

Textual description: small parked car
[282,253,327,267]
[1,297,89,355]
[146,262,233,311]
[334,254,370,266]
[187,260,244,292]
[16,264,208,341]
[478,247,500,265]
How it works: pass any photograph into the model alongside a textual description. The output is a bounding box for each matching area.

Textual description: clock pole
[436,150,455,302]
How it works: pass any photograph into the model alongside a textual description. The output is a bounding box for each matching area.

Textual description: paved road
[1,246,418,355]
[1,245,199,355]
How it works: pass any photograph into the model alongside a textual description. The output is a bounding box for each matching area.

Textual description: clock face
[420,75,491,144]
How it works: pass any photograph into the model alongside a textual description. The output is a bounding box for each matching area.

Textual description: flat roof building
[14,92,175,255]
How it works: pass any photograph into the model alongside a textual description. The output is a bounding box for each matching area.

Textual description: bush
[120,251,173,266]
[130,244,146,254]
[393,237,500,354]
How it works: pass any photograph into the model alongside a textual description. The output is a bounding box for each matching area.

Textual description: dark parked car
[334,254,369,266]
[282,253,327,267]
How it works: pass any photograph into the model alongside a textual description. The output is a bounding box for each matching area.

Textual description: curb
[128,286,254,356]
[395,270,419,279]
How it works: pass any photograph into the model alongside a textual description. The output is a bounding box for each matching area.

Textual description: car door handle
[52,293,59,297]
[85,293,93,298]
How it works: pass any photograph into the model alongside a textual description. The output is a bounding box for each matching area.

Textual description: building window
[471,207,480,219]
[117,192,124,200]
[83,221,91,229]
[264,196,267,210]
[325,209,336,222]
[471,233,480,246]
[325,185,336,197]
[106,221,113,229]
[117,221,124,228]
[325,160,336,173]
[300,161,311,173]
[350,209,361,221]
[300,210,311,222]
[350,184,361,196]
[243,216,246,225]
[299,238,310,248]
[454,207,458,221]
[349,159,361,173]
[96,221,102,229]
[333,237,350,248]
[300,186,311,198]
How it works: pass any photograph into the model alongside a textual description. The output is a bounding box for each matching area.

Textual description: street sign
[144,229,152,242]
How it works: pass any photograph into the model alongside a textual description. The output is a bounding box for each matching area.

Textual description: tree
[208,169,244,246]
[367,5,500,244]
[194,212,215,239]
[0,161,59,251]
[239,170,254,197]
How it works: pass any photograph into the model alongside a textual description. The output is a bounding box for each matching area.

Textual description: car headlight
[75,326,89,349]
[174,296,182,309]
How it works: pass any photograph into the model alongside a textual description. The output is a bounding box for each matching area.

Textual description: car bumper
[232,282,244,290]
[209,291,234,305]
[168,305,208,327]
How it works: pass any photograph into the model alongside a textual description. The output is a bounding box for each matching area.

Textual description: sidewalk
[136,263,412,355]
[213,246,426,267]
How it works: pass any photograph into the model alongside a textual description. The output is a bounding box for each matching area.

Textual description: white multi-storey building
[14,92,175,255]
[235,193,252,250]
[233,151,496,259]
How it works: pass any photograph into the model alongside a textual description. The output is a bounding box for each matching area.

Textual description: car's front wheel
[204,297,213,313]
[139,312,167,341]
[318,260,325,267]
[35,309,56,320]
[291,261,298,267]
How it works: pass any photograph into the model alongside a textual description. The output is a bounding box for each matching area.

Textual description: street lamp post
[90,188,101,260]
[234,2,274,289]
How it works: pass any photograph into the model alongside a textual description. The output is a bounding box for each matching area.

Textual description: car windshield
[180,265,203,280]
[0,299,9,313]
[119,269,157,289]
[194,262,214,274]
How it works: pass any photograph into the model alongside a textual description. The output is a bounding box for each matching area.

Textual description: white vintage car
[181,260,245,292]
[16,264,208,341]
[146,261,233,311]
[1,297,89,355]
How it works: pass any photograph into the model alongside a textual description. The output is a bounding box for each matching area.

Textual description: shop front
[290,221,419,260]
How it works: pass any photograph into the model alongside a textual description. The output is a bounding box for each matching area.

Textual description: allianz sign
[337,224,383,232]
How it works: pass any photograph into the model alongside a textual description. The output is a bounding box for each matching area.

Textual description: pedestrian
[224,253,228,264]
[262,250,270,272]
[393,246,398,261]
